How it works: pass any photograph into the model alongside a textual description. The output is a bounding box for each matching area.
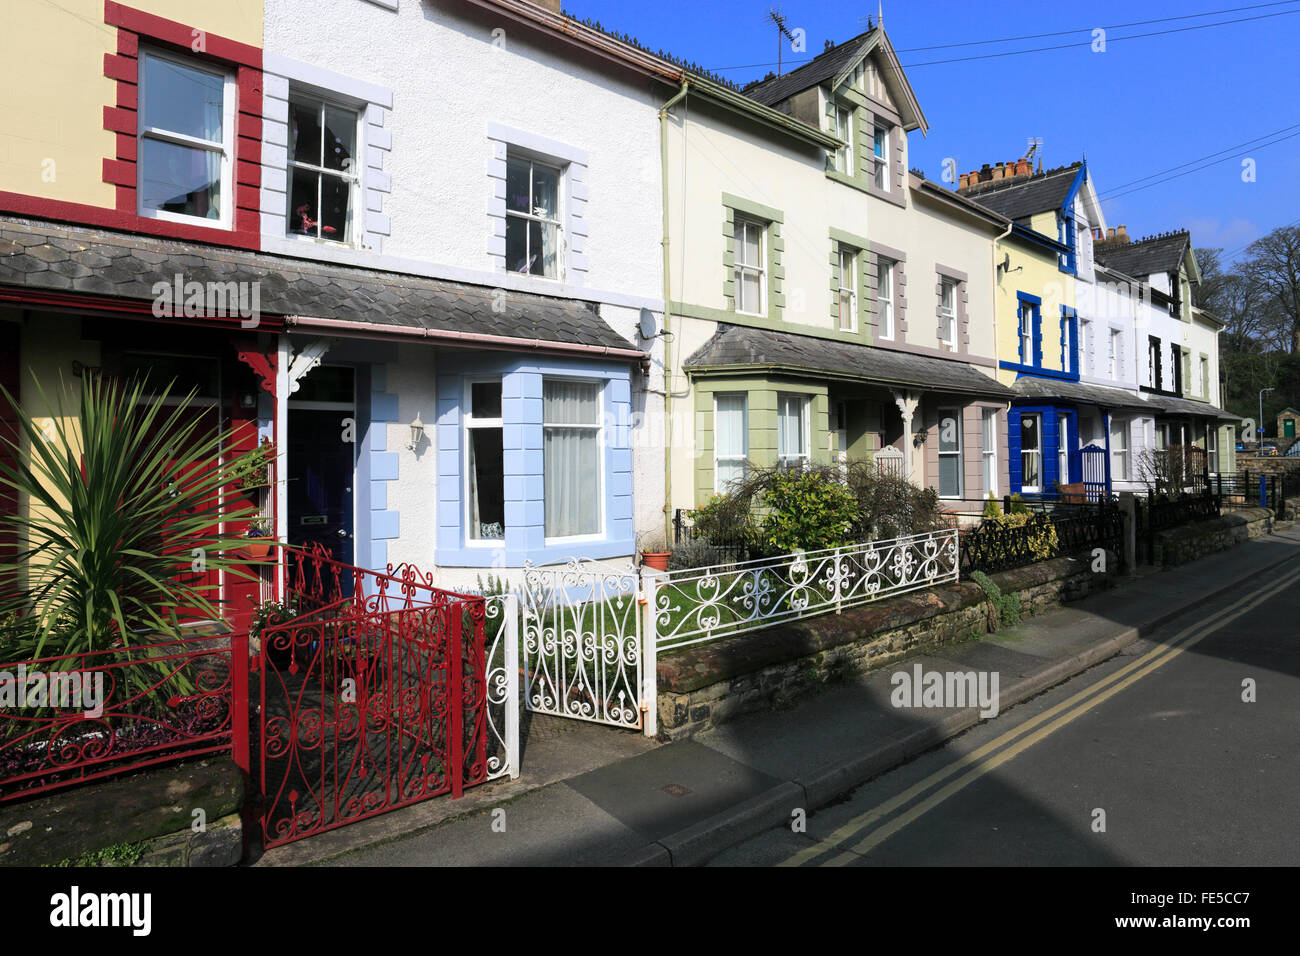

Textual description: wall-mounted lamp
[408,413,425,451]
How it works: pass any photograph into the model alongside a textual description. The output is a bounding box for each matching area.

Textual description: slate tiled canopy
[684,323,1014,397]
[0,215,635,352]
[1010,376,1157,412]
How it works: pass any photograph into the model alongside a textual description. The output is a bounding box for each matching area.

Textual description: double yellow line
[780,562,1300,867]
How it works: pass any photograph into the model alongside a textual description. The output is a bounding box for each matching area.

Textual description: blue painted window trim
[1059,306,1079,381]
[435,354,636,568]
[1057,164,1086,276]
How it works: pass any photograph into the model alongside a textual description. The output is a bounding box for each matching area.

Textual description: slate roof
[0,215,637,352]
[742,30,875,107]
[1011,376,1155,412]
[683,324,1013,397]
[1143,394,1241,422]
[959,164,1082,223]
[1093,231,1191,281]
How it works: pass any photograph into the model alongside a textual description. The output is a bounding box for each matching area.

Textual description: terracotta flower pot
[243,540,273,561]
[641,550,671,571]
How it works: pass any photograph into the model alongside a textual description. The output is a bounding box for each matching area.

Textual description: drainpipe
[659,79,689,542]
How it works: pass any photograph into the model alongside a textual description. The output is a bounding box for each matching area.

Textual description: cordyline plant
[0,374,265,666]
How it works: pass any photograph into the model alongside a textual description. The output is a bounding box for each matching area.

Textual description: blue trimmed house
[958,158,1153,499]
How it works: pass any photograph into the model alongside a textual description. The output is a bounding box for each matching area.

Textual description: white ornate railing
[482,593,520,780]
[875,445,905,477]
[650,528,960,650]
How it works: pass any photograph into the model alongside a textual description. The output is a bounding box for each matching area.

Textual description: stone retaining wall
[1152,507,1273,566]
[656,553,1115,739]
[0,757,244,867]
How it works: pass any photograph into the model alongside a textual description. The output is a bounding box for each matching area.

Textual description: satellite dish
[638,308,657,340]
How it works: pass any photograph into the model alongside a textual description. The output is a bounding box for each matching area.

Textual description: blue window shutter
[1008,409,1022,491]
[1032,305,1043,367]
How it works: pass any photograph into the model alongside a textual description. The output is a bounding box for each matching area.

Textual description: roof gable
[742,28,927,133]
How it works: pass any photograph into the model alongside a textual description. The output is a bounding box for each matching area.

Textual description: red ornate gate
[257,547,489,848]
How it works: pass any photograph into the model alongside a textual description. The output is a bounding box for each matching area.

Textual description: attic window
[872,125,889,189]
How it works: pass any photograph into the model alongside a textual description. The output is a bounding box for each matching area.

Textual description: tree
[1243,225,1300,354]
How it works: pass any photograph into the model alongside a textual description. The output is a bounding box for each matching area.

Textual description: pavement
[254,520,1300,868]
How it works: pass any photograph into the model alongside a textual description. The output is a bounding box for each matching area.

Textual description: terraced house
[1092,228,1237,479]
[662,27,1015,523]
[0,0,699,615]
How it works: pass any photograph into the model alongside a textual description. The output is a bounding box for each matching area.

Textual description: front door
[1286,419,1296,438]
[288,367,356,568]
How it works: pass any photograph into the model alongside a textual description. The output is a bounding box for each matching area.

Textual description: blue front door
[288,399,355,568]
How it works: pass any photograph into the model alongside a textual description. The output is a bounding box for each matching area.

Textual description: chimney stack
[1116,224,1128,242]
[959,172,970,189]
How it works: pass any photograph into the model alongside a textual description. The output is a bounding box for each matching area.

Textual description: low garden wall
[1151,506,1274,566]
[656,552,1115,739]
[0,756,244,867]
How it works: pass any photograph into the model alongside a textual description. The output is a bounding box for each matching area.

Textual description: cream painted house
[662,27,1013,522]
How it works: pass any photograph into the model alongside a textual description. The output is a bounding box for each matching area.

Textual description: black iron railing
[959,503,1124,576]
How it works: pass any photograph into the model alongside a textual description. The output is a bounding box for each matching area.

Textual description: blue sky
[562,0,1300,264]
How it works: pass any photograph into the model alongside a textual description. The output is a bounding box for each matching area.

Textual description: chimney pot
[992,164,1004,181]
[959,172,969,190]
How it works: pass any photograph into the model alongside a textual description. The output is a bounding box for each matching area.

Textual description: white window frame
[713,392,749,493]
[837,246,858,332]
[542,377,606,544]
[137,47,236,230]
[834,104,854,175]
[776,393,810,468]
[939,278,957,347]
[1110,417,1129,481]
[1200,356,1209,398]
[1208,427,1220,475]
[937,407,963,499]
[1018,303,1033,364]
[285,93,362,245]
[981,407,998,497]
[463,378,505,546]
[872,124,889,190]
[1110,329,1121,380]
[1079,320,1091,375]
[506,154,565,280]
[876,256,895,339]
[734,216,767,316]
[1020,413,1042,493]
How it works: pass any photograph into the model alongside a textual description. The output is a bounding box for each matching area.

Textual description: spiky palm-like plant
[0,374,264,663]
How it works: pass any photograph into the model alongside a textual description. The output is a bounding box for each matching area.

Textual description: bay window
[938,408,962,498]
[714,393,749,492]
[138,50,234,226]
[506,156,562,278]
[1110,417,1129,481]
[776,393,809,468]
[1020,414,1042,492]
[543,379,602,538]
[465,381,505,541]
[288,95,359,242]
[982,408,998,497]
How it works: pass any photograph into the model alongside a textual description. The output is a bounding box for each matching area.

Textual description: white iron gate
[520,559,654,732]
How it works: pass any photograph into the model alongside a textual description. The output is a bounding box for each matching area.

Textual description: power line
[1098,122,1300,197]
[1100,129,1300,203]
[705,0,1300,74]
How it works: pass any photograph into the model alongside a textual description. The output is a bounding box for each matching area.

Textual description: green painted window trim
[722,195,785,322]
[828,231,873,345]
[691,375,830,507]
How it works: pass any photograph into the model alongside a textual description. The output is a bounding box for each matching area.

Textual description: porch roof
[0,215,642,357]
[1144,394,1242,422]
[1011,376,1155,412]
[682,324,1014,397]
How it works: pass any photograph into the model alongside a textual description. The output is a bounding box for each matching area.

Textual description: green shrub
[686,493,761,550]
[982,512,1059,561]
[757,467,858,553]
[844,462,946,540]
[983,493,1002,518]
[1007,493,1029,515]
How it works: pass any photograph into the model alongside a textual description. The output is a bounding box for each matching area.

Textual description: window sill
[141,209,231,231]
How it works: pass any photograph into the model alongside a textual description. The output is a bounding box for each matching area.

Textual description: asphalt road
[710,560,1300,867]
